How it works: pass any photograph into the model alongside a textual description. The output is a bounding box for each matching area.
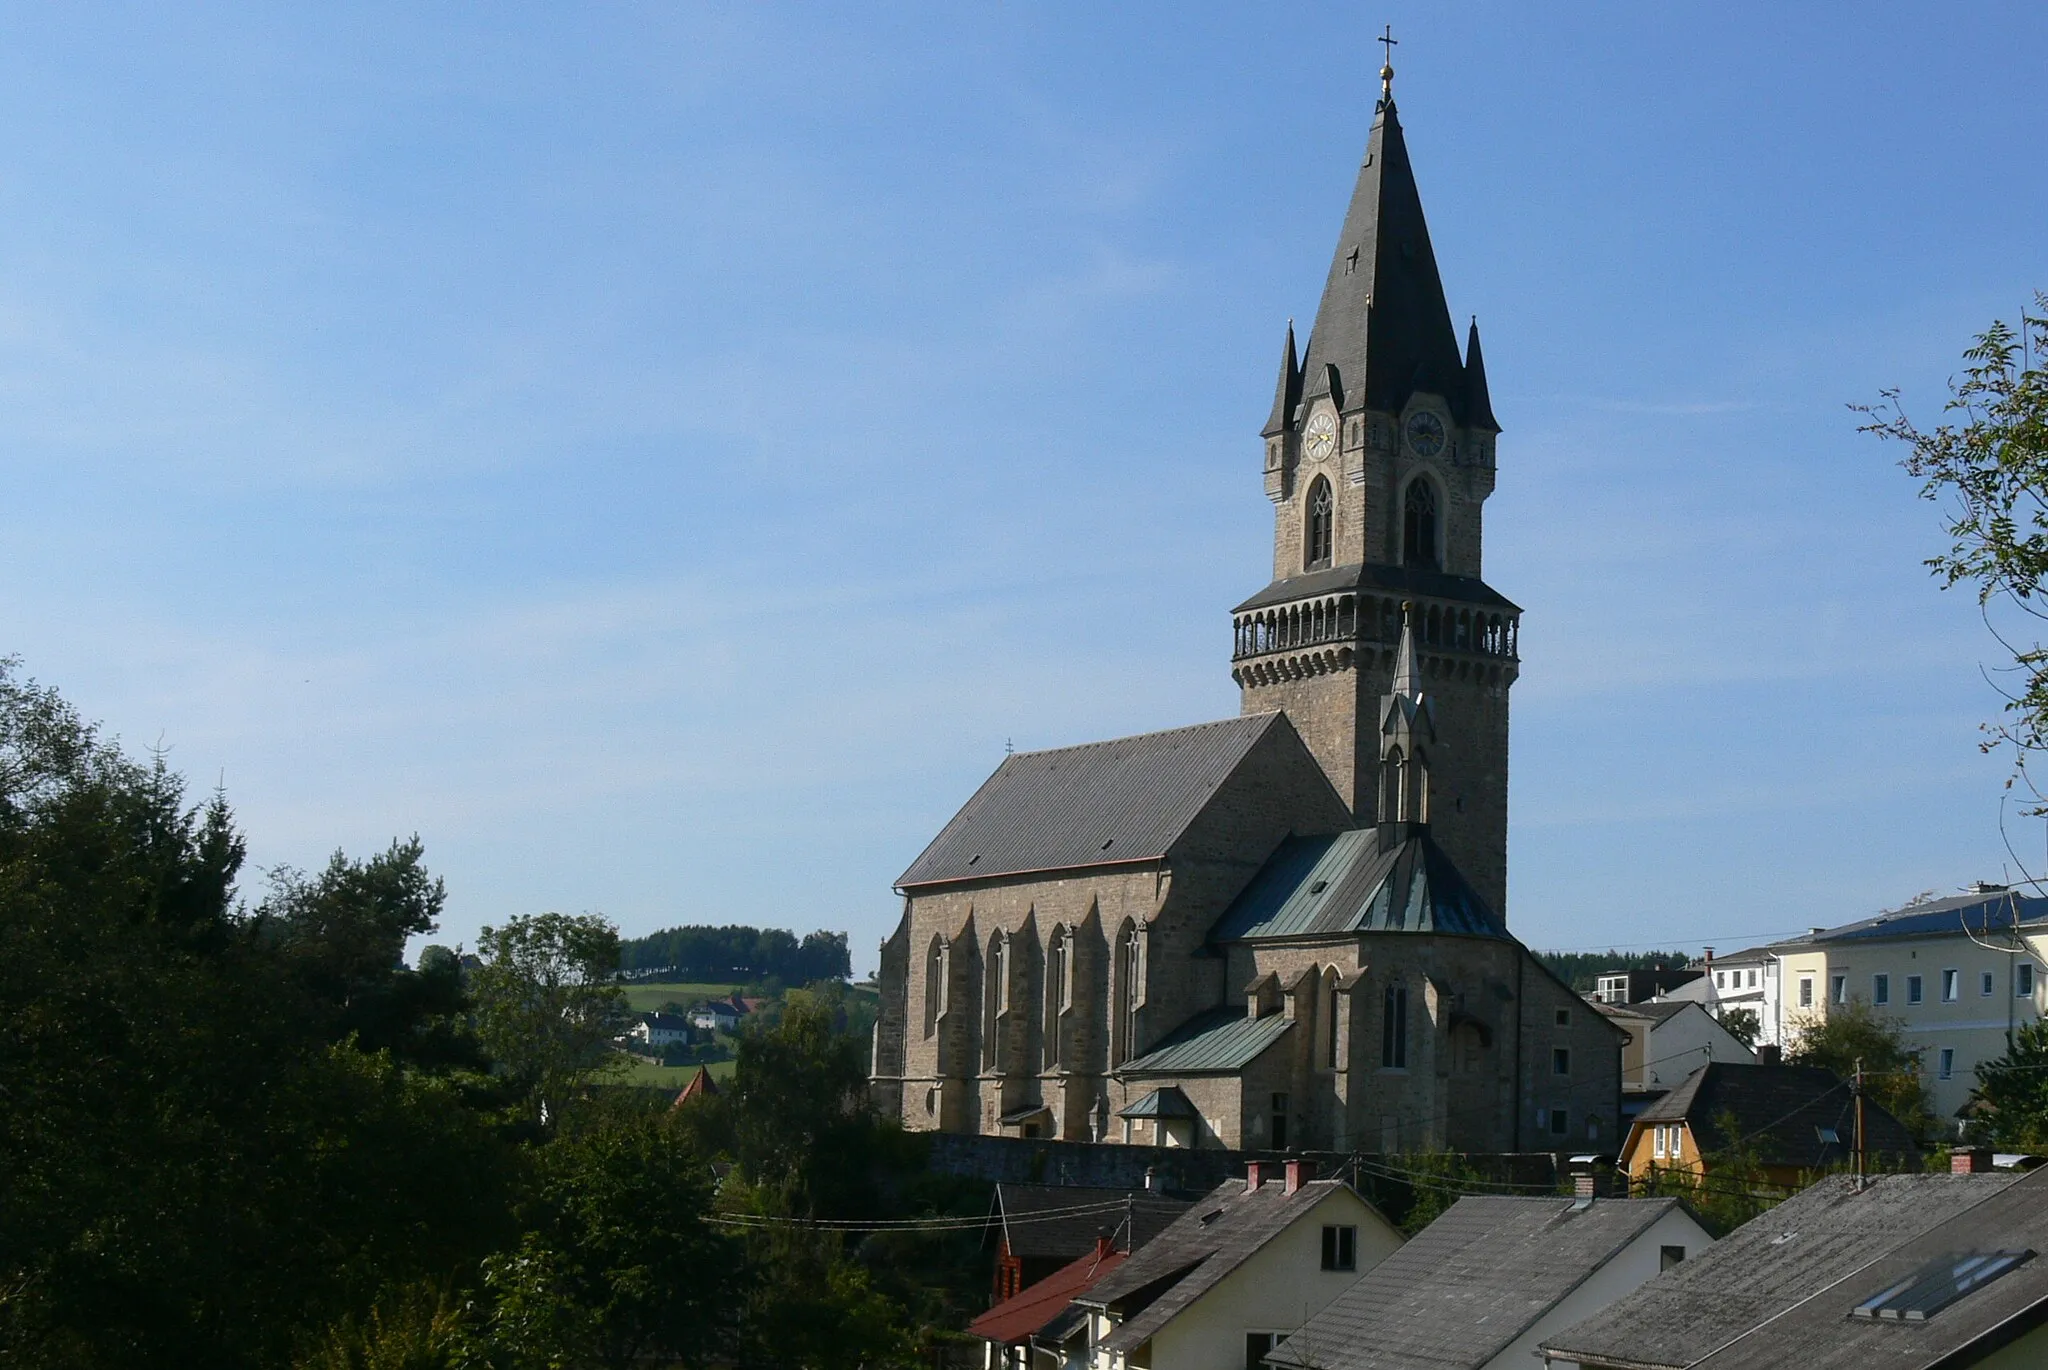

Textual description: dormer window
[1305,478,1334,570]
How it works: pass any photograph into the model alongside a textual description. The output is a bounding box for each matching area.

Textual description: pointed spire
[1296,94,1466,424]
[1262,318,1303,437]
[1391,600,1424,699]
[1464,317,1499,432]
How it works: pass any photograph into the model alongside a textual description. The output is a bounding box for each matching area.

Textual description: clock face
[1406,410,1446,458]
[1303,410,1338,461]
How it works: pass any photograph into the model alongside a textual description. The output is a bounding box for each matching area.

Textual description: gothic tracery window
[1114,922,1142,1064]
[1044,926,1069,1070]
[1305,477,1334,571]
[1402,478,1439,569]
[984,933,1007,1073]
[923,936,947,1038]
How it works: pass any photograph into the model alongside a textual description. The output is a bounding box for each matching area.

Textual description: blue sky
[2,4,2044,972]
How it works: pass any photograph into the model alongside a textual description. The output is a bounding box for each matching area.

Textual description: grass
[613,1054,738,1089]
[619,981,746,1012]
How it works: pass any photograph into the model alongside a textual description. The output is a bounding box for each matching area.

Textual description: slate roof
[1118,1008,1293,1076]
[1541,1172,2022,1370]
[1597,999,1695,1026]
[1772,887,2048,948]
[1633,1062,1920,1172]
[967,1241,1127,1346]
[1678,1166,2048,1369]
[989,1184,1191,1263]
[1264,1196,1690,1370]
[1295,98,1474,425]
[897,715,1298,888]
[1233,561,1519,615]
[1077,1177,1373,1355]
[1209,827,1509,943]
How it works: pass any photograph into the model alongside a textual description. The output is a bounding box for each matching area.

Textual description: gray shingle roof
[1118,1007,1293,1076]
[1232,561,1519,615]
[1077,1177,1373,1354]
[1208,827,1509,942]
[1265,1196,1688,1370]
[1634,1062,1919,1172]
[1540,1172,2020,1370]
[896,715,1294,889]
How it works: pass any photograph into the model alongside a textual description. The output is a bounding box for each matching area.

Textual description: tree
[472,912,629,1123]
[1966,1019,2048,1149]
[1863,297,2048,810]
[1785,1000,1935,1140]
[1720,1007,1762,1050]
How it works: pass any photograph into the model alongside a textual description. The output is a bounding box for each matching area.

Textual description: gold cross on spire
[1378,24,1398,102]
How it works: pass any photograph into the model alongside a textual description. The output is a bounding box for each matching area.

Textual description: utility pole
[1854,1057,1866,1189]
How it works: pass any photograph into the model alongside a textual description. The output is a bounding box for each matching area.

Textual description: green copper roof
[1117,1086,1199,1119]
[1209,827,1509,943]
[1120,1008,1292,1076]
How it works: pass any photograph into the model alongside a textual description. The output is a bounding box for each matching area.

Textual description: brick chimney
[1246,1161,1266,1192]
[1568,1156,1617,1200]
[1952,1147,1995,1174]
[1285,1158,1316,1194]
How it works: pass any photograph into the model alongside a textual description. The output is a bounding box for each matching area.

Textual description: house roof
[896,714,1309,889]
[1264,1196,1690,1370]
[1675,1166,2048,1369]
[968,1241,1128,1346]
[1774,887,2048,949]
[642,1011,691,1031]
[990,1184,1191,1263]
[1208,827,1509,943]
[1118,1007,1293,1076]
[1541,1172,2023,1370]
[669,1065,719,1110]
[1078,1177,1376,1355]
[1232,560,1519,615]
[1117,1087,1199,1120]
[1595,999,1695,1026]
[1633,1062,1920,1171]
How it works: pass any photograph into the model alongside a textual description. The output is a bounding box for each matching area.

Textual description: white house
[1267,1186,1713,1370]
[1065,1161,1403,1370]
[688,1001,741,1033]
[1594,1000,1755,1089]
[630,1011,692,1048]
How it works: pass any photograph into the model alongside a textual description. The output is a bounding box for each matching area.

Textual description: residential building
[1591,967,1704,1006]
[1263,1191,1711,1370]
[1066,1162,1402,1370]
[689,1001,741,1033]
[1769,886,2048,1124]
[1682,945,1781,1045]
[1541,1160,2039,1369]
[867,66,1627,1155]
[630,1011,692,1048]
[971,1237,1128,1370]
[1622,1062,1920,1190]
[985,1184,1189,1304]
[1594,1000,1754,1089]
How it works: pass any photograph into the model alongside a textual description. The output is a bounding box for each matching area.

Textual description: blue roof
[1209,827,1509,943]
[1120,1008,1293,1075]
[1781,889,2048,947]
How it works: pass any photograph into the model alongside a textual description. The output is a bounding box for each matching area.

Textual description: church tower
[1230,61,1519,916]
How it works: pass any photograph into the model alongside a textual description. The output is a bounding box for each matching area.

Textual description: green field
[613,1054,737,1089]
[619,981,745,1012]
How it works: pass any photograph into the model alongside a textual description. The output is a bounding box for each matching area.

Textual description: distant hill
[616,924,850,983]
[1535,948,1694,993]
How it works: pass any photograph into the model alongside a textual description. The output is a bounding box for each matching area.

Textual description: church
[869,62,1621,1156]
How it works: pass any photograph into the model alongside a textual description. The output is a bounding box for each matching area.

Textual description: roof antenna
[1377,24,1398,103]
[1004,737,1014,755]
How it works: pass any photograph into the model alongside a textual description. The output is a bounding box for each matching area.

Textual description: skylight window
[1850,1251,2033,1322]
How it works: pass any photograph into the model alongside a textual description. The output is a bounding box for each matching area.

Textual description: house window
[1983,970,1997,997]
[1304,477,1334,571]
[1402,478,1440,569]
[1874,973,1890,1005]
[2021,964,2037,998]
[1749,969,1759,987]
[1382,985,1409,1068]
[1553,1047,1571,1076]
[1940,1049,1955,1081]
[1943,969,1960,1003]
[1321,1225,1358,1272]
[1556,1007,1572,1028]
[1831,975,1847,1005]
[1245,1333,1277,1370]
[1908,975,1924,1005]
[1799,978,1814,1009]
[1661,1245,1687,1272]
[1652,1124,1667,1159]
[1549,1107,1569,1137]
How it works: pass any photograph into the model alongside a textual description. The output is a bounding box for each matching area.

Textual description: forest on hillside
[616,924,851,983]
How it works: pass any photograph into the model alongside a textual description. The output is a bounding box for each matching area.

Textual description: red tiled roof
[968,1240,1125,1346]
[671,1066,719,1109]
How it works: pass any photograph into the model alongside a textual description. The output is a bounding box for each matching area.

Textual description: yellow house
[1769,886,2048,1125]
[1067,1162,1402,1370]
[1621,1062,1920,1191]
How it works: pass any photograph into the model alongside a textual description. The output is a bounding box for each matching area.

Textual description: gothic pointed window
[1319,968,1341,1068]
[923,936,947,1038]
[1114,922,1142,1064]
[1305,477,1334,571]
[1044,927,1069,1070]
[1402,478,1439,569]
[984,933,1007,1073]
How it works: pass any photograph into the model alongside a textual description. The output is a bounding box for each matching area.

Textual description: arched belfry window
[1304,477,1334,571]
[1402,478,1439,569]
